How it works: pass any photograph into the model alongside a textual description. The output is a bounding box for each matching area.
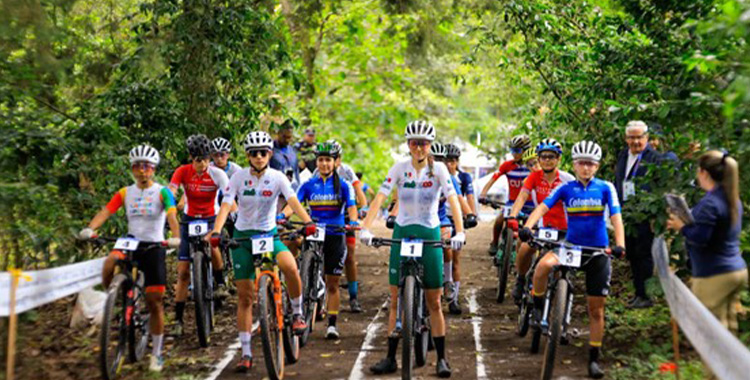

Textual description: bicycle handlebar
[528,235,611,256]
[370,237,448,248]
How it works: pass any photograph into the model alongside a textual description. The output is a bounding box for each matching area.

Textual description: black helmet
[444,144,461,158]
[186,134,212,158]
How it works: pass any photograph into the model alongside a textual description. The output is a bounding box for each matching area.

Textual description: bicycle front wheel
[127,271,150,362]
[401,275,416,380]
[258,274,284,380]
[298,249,316,347]
[193,248,212,348]
[282,284,300,364]
[100,274,129,380]
[541,279,569,380]
[414,291,430,368]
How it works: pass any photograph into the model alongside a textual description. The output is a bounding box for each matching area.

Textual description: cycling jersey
[543,177,621,247]
[312,163,361,187]
[379,159,456,228]
[456,170,474,196]
[105,183,177,242]
[522,169,575,229]
[170,164,229,217]
[439,174,463,224]
[492,160,533,207]
[222,168,296,231]
[211,161,242,179]
[296,174,356,235]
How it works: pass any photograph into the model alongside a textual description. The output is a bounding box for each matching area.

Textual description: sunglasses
[510,148,523,154]
[192,156,210,163]
[248,150,269,158]
[212,152,228,158]
[408,140,430,148]
[539,153,559,161]
[574,160,599,167]
[132,162,156,171]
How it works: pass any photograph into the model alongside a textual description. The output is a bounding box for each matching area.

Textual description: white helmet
[405,120,436,141]
[211,137,232,153]
[430,142,446,158]
[510,135,532,150]
[129,144,160,165]
[243,131,273,152]
[571,141,602,162]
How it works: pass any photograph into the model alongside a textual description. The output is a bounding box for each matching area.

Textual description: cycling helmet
[523,147,537,162]
[405,120,436,141]
[571,140,602,162]
[444,143,461,158]
[510,135,532,151]
[211,137,232,154]
[430,142,446,158]
[129,144,160,165]
[316,140,342,158]
[536,138,563,156]
[186,134,212,157]
[243,131,274,152]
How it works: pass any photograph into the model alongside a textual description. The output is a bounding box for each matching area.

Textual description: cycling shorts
[231,227,289,281]
[113,244,167,293]
[178,215,216,262]
[323,234,348,276]
[389,224,443,289]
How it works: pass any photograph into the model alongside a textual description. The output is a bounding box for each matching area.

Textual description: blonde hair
[699,150,740,226]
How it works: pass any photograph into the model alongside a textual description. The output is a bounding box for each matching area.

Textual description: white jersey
[105,183,176,243]
[311,163,360,186]
[379,159,457,228]
[222,168,296,231]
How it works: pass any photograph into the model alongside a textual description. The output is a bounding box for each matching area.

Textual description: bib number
[503,206,513,218]
[252,234,274,255]
[558,246,582,268]
[538,228,559,242]
[188,221,209,236]
[307,224,326,242]
[400,239,424,258]
[114,238,139,251]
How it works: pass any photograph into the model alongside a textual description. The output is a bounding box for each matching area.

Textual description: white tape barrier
[652,237,750,380]
[0,258,105,317]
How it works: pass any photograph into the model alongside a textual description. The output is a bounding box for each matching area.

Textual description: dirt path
[11,218,595,380]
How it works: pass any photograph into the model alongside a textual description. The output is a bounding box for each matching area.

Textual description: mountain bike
[482,199,527,303]
[182,218,215,348]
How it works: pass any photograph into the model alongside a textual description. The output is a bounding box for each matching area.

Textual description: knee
[326,280,339,294]
[426,296,441,314]
[177,269,191,283]
[588,306,604,321]
[237,292,253,308]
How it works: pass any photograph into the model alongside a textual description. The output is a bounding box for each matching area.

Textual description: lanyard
[626,151,644,180]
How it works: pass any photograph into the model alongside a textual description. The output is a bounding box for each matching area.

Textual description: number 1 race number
[400,239,424,258]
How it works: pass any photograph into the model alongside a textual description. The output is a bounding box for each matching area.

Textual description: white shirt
[379,159,457,228]
[222,168,296,231]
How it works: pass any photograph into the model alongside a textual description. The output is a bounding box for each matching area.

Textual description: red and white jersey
[170,164,229,217]
[522,169,574,229]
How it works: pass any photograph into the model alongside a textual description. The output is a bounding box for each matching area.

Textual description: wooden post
[671,318,681,380]
[6,269,31,380]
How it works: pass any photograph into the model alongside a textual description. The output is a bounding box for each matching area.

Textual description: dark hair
[699,150,740,226]
[356,172,364,180]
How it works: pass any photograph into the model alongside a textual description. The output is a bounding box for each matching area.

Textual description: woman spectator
[667,150,747,340]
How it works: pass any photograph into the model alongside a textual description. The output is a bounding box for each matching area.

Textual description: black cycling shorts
[323,234,348,276]
[582,254,612,297]
[178,215,216,261]
[114,245,167,293]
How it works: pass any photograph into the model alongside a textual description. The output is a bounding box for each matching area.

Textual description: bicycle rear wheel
[100,274,129,380]
[517,296,532,337]
[298,249,316,347]
[402,275,416,380]
[541,279,568,380]
[127,271,150,362]
[258,274,284,380]
[282,284,300,364]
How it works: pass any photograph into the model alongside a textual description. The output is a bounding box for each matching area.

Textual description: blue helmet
[536,138,563,156]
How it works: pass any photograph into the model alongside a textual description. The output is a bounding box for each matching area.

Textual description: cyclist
[311,140,368,313]
[523,147,541,172]
[210,137,242,179]
[283,141,359,339]
[168,134,230,336]
[360,120,466,378]
[444,144,477,215]
[519,141,625,379]
[479,135,534,256]
[356,171,377,201]
[78,145,181,372]
[508,139,574,303]
[208,131,314,372]
[443,143,478,314]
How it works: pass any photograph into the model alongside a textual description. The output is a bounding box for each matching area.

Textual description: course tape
[0,258,105,316]
[652,237,750,380]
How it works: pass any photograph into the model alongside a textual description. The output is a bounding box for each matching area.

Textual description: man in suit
[614,120,661,308]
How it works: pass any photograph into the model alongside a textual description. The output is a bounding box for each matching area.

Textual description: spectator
[614,120,662,308]
[295,127,317,173]
[647,122,678,161]
[666,150,746,380]
[270,120,300,186]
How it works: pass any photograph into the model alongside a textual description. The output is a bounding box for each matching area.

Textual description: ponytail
[427,154,435,178]
[699,150,741,226]
[333,169,343,207]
